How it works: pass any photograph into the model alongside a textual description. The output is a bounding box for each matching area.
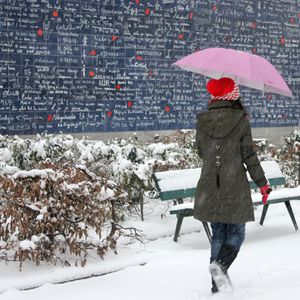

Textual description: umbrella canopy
[173,47,293,98]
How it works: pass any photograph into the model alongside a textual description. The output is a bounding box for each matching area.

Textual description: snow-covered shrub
[0,134,77,169]
[5,136,32,169]
[277,130,300,187]
[148,131,201,173]
[254,131,300,187]
[0,163,128,268]
[254,139,278,162]
[107,140,152,196]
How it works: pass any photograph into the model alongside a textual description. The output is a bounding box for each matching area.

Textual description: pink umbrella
[173,47,293,98]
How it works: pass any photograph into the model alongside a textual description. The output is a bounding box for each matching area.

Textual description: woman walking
[194,77,271,293]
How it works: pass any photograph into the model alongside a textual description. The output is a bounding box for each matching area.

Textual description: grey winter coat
[194,100,267,224]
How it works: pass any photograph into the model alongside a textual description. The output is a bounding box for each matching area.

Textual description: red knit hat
[206,77,240,101]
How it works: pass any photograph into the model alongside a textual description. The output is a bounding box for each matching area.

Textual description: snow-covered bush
[254,131,300,187]
[148,130,202,173]
[277,130,300,187]
[0,163,128,268]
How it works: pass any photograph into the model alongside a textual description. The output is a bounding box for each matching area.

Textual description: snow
[258,160,284,180]
[0,148,12,162]
[25,204,42,212]
[36,214,44,221]
[112,157,133,173]
[0,165,20,175]
[252,186,300,203]
[99,186,115,200]
[11,169,54,179]
[1,197,300,299]
[155,161,283,192]
[134,163,151,180]
[147,142,178,156]
[169,201,195,212]
[19,240,36,250]
[155,168,201,191]
[31,139,47,159]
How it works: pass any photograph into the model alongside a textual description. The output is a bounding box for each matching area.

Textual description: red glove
[260,184,272,205]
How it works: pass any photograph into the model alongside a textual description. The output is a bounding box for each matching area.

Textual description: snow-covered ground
[1,196,300,300]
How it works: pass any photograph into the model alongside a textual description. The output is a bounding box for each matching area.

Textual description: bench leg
[174,214,184,242]
[173,198,183,205]
[202,222,212,244]
[284,201,299,231]
[259,204,269,226]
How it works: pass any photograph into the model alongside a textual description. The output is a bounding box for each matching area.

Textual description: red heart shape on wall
[89,49,97,56]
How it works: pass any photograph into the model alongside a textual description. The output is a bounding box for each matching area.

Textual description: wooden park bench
[153,160,300,243]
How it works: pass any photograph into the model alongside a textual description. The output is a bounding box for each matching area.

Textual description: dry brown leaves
[0,163,129,269]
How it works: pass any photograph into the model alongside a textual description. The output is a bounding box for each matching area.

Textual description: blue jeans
[210,222,245,260]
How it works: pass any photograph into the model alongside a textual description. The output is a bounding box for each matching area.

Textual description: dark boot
[209,244,239,293]
[215,244,239,272]
[211,278,218,294]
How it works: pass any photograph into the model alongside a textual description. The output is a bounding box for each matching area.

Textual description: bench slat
[157,177,284,201]
[154,161,285,201]
[169,187,300,212]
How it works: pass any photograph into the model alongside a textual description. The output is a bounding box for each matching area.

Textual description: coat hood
[197,101,245,138]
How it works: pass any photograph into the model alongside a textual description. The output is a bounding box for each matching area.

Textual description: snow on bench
[154,161,284,201]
